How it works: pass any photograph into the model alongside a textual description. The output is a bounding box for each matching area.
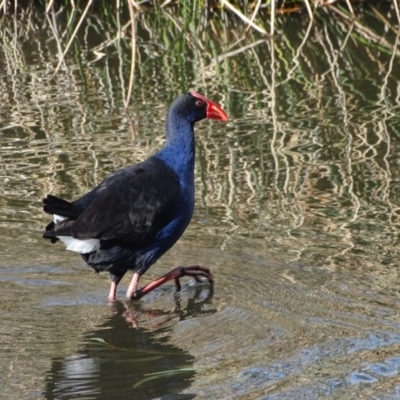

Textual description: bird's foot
[127,266,213,300]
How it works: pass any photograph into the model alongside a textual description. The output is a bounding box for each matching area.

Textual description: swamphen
[42,91,229,300]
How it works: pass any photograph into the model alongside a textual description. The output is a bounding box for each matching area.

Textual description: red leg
[108,281,118,301]
[126,273,140,299]
[108,270,127,301]
[127,266,213,300]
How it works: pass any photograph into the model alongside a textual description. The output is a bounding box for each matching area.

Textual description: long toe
[180,265,214,283]
[128,265,213,300]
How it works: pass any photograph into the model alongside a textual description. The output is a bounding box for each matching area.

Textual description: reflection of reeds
[1,4,400,280]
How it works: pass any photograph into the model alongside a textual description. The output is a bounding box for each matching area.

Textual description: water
[1,4,400,399]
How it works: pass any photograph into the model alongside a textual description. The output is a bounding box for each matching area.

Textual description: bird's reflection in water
[45,285,214,400]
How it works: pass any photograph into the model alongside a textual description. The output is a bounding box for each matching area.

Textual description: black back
[44,157,181,250]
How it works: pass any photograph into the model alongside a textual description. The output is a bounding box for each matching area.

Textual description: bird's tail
[43,195,79,243]
[43,194,79,219]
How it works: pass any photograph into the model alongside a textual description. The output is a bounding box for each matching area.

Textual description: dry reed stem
[245,0,262,33]
[125,0,137,110]
[45,0,55,13]
[393,0,400,24]
[344,0,354,14]
[0,0,6,14]
[270,0,275,35]
[303,0,313,19]
[52,0,93,76]
[330,5,400,54]
[220,0,267,34]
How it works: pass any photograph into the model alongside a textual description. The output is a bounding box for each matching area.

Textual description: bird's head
[168,91,229,124]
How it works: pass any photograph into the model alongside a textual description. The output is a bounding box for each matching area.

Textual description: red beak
[190,90,229,121]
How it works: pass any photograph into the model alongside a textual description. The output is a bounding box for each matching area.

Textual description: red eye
[195,100,204,107]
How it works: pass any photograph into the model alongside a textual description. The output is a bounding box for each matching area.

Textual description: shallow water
[1,4,400,399]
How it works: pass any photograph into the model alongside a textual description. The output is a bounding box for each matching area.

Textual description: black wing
[47,157,181,247]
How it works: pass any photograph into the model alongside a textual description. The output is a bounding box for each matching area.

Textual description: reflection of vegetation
[1,3,400,282]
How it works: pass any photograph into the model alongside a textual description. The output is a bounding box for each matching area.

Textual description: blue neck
[155,115,195,180]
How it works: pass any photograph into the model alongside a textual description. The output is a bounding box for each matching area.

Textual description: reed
[1,1,400,32]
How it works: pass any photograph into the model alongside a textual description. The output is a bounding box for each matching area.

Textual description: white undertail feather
[54,214,67,223]
[54,214,100,254]
[57,236,100,254]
